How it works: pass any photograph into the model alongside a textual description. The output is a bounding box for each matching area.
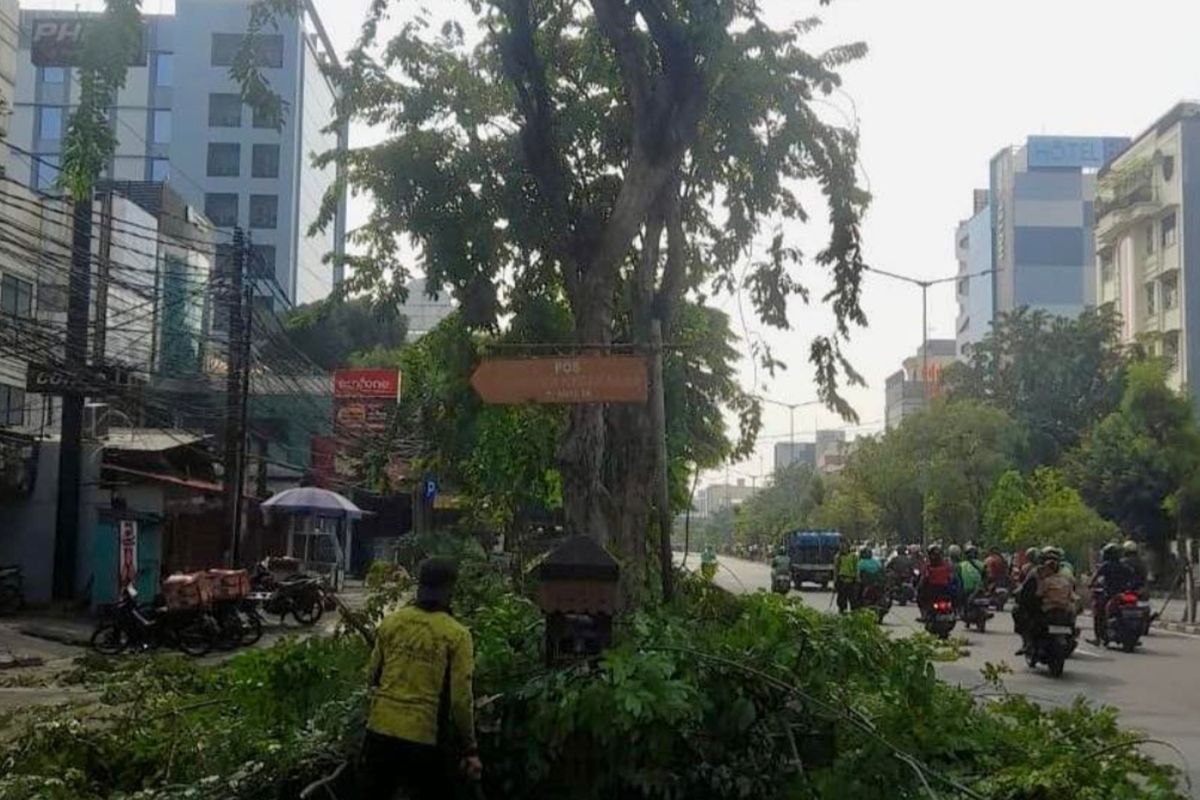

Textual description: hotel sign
[1026,136,1130,170]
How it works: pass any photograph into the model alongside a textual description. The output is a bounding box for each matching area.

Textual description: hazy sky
[303,0,1200,485]
[30,0,1197,484]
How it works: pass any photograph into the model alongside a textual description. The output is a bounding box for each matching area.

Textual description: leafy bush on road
[0,570,1184,799]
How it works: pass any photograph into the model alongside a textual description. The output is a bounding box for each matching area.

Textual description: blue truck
[784,530,842,589]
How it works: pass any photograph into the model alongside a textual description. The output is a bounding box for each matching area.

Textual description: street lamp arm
[756,396,822,410]
[864,265,925,286]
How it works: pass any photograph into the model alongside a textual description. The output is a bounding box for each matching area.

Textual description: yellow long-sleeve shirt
[366,605,476,751]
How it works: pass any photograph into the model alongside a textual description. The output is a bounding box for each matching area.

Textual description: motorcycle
[250,566,326,626]
[988,585,1010,612]
[1025,611,1077,678]
[860,582,892,623]
[960,592,994,633]
[90,585,217,657]
[212,597,264,649]
[1094,590,1149,652]
[924,595,957,640]
[887,572,916,606]
[771,572,791,595]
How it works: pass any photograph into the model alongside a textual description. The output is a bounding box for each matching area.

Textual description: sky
[26,0,1200,485]
[301,0,1200,487]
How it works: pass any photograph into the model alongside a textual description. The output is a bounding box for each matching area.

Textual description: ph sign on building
[30,17,147,67]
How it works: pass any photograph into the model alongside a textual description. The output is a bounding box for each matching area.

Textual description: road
[694,553,1200,794]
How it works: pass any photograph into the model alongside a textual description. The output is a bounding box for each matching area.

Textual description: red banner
[118,520,138,590]
[333,368,401,399]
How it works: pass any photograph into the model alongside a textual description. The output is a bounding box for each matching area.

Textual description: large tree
[732,463,824,550]
[942,306,1131,465]
[242,0,871,590]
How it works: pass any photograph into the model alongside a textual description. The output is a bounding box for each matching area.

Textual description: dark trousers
[835,578,858,614]
[358,730,451,800]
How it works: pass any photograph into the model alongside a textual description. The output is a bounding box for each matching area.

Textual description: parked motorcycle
[1094,590,1149,652]
[924,595,957,640]
[960,593,994,633]
[212,597,264,649]
[1025,611,1077,678]
[90,585,216,657]
[250,566,325,626]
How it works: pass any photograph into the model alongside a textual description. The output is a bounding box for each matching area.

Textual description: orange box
[162,572,213,610]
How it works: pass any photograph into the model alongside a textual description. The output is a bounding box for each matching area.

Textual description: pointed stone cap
[537,534,619,582]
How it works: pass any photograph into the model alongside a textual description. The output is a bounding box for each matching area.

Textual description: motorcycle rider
[964,545,987,587]
[1088,543,1135,644]
[886,545,915,593]
[1121,540,1148,593]
[1014,546,1076,655]
[857,546,885,608]
[1018,547,1041,582]
[949,545,982,610]
[917,544,957,620]
[362,558,481,799]
[983,546,1008,591]
[834,540,860,614]
[771,545,792,588]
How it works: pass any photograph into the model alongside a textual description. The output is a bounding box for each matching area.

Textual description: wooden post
[650,320,674,602]
[1186,537,1196,624]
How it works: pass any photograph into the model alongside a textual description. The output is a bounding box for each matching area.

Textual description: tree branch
[589,0,649,115]
[653,179,685,330]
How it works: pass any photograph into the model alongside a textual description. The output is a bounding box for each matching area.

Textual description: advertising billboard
[332,368,401,436]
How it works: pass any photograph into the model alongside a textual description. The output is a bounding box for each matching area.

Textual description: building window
[206,143,240,177]
[38,107,63,141]
[1,275,33,319]
[1163,272,1179,311]
[153,52,173,87]
[251,144,279,178]
[204,193,239,227]
[148,158,170,182]
[41,66,65,84]
[250,244,276,278]
[1162,212,1177,249]
[0,385,26,427]
[249,194,277,229]
[1099,250,1115,284]
[211,33,283,68]
[35,155,60,191]
[1145,281,1157,316]
[152,110,171,144]
[252,104,277,129]
[1164,332,1181,370]
[208,93,242,128]
[1145,223,1155,255]
[957,277,969,297]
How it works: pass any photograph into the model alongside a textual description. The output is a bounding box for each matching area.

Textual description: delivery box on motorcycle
[162,572,213,610]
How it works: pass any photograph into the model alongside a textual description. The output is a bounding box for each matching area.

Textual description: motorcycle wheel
[1024,650,1038,670]
[975,618,987,634]
[292,595,324,626]
[1047,653,1065,678]
[176,618,215,657]
[214,615,243,651]
[1121,637,1137,653]
[239,610,264,646]
[90,623,130,655]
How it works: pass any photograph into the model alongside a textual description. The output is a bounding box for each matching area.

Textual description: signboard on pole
[26,361,126,396]
[333,368,402,436]
[470,355,649,404]
[117,520,138,590]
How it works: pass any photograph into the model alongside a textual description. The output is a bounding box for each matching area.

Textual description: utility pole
[650,320,674,602]
[223,227,247,566]
[52,196,94,600]
[91,191,113,363]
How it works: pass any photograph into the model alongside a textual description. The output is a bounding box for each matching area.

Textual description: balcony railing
[1097,160,1157,220]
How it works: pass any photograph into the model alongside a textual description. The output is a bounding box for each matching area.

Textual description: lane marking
[1072,647,1103,658]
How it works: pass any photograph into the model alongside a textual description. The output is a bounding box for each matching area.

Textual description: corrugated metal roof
[103,428,207,453]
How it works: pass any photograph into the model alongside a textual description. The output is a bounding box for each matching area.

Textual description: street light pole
[758,396,822,469]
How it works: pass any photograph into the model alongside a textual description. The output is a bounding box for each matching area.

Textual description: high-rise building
[884,339,957,429]
[773,441,815,473]
[8,0,347,308]
[1094,103,1199,403]
[955,189,993,357]
[989,136,1128,321]
[0,0,15,160]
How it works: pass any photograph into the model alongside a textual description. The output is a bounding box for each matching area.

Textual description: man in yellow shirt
[360,557,481,799]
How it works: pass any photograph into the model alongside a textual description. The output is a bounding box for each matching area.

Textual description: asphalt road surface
[685,552,1200,795]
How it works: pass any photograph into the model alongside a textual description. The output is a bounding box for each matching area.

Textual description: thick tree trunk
[605,403,656,604]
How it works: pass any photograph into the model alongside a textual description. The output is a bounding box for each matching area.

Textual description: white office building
[7,0,347,308]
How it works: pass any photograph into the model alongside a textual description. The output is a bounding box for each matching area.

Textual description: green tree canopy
[942,306,1131,465]
[267,298,408,371]
[1068,360,1200,554]
[732,463,824,551]
[999,468,1118,568]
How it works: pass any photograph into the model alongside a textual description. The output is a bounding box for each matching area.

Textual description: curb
[1152,620,1200,635]
[17,624,92,648]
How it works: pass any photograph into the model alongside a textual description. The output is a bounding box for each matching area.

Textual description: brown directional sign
[471,355,649,404]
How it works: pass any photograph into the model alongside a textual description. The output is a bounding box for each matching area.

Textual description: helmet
[1123,539,1138,555]
[1041,546,1064,563]
[859,547,873,559]
[927,543,942,557]
[947,544,963,561]
[1102,543,1121,562]
[964,544,979,560]
[1024,547,1041,564]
